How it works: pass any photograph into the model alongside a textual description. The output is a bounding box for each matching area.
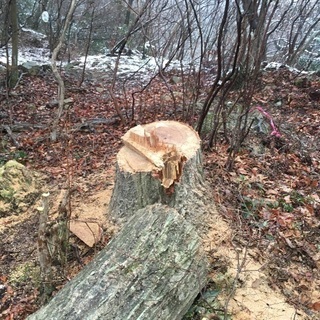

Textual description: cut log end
[120,121,200,189]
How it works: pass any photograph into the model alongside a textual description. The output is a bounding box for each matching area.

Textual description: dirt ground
[0,67,319,319]
[0,164,316,320]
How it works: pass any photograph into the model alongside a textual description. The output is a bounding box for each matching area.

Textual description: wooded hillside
[0,0,319,319]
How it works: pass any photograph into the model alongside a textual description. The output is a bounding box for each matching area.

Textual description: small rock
[171,76,182,84]
[20,61,41,75]
[0,160,40,217]
[274,101,282,107]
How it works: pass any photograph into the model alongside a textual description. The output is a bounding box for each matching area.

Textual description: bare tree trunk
[78,3,95,87]
[109,0,156,124]
[124,0,134,27]
[37,193,54,303]
[50,0,77,142]
[196,0,232,134]
[9,0,19,89]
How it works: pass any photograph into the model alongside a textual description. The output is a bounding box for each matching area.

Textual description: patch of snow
[0,47,51,65]
[0,26,186,78]
[263,61,310,74]
[263,62,284,70]
[21,28,47,39]
[0,28,184,80]
[69,51,184,81]
[76,53,159,75]
[76,51,183,74]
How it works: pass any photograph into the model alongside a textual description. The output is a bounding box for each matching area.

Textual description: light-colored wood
[109,121,207,225]
[69,220,102,247]
[28,121,218,320]
[120,121,200,189]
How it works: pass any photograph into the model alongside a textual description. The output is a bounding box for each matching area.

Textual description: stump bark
[28,121,216,320]
[109,121,209,225]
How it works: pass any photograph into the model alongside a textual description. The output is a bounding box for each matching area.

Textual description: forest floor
[0,65,319,319]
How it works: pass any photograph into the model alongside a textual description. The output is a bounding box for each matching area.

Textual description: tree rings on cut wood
[109,121,206,222]
[120,120,200,188]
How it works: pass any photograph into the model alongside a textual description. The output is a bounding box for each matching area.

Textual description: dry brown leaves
[0,67,319,318]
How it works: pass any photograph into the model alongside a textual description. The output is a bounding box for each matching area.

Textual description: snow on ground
[0,40,182,80]
[21,27,47,39]
[0,28,183,79]
[0,46,50,66]
[0,28,315,82]
[263,61,311,74]
[74,51,182,76]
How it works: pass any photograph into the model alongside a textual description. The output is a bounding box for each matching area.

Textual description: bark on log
[27,204,207,320]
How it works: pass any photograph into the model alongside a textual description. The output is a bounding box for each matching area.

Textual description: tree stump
[109,120,209,224]
[28,121,217,320]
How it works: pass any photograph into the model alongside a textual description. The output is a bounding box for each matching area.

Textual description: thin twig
[224,240,249,320]
[2,125,20,147]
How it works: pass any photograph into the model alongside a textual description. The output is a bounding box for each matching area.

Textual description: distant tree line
[1,0,320,166]
[1,1,319,65]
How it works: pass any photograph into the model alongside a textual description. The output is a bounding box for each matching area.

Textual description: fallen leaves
[311,301,320,311]
[1,64,319,319]
[204,68,320,317]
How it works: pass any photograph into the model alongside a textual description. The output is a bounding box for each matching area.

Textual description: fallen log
[28,120,216,320]
[28,204,207,320]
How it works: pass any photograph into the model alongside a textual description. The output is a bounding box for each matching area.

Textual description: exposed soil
[0,66,319,319]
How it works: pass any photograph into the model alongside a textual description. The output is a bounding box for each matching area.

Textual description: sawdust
[71,188,113,227]
[0,162,314,319]
[68,187,119,246]
[205,215,309,319]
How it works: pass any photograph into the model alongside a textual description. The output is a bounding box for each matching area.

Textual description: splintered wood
[122,124,184,188]
[119,121,200,189]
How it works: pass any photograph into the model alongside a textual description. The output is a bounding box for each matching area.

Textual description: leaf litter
[0,64,319,319]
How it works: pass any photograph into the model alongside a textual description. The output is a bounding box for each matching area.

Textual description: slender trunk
[196,0,230,134]
[50,0,78,142]
[9,0,19,89]
[125,0,134,27]
[109,0,153,124]
[79,5,95,87]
